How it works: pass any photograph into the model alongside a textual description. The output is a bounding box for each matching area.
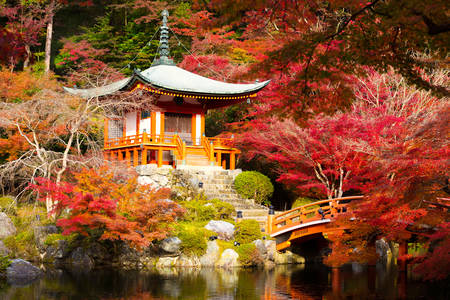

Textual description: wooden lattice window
[108,119,123,139]
[164,112,192,143]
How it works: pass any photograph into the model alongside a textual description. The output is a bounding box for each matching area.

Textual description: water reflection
[0,264,448,300]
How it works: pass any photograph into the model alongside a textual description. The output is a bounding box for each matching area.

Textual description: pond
[0,263,447,299]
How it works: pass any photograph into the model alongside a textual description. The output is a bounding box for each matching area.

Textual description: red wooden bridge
[267,196,364,251]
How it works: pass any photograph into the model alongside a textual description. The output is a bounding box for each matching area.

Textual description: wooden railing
[174,134,186,162]
[201,136,214,162]
[208,137,234,148]
[270,196,364,236]
[105,133,178,149]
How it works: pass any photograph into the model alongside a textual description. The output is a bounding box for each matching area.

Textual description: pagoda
[64,10,269,170]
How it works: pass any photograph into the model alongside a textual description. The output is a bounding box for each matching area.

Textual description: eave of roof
[64,65,269,99]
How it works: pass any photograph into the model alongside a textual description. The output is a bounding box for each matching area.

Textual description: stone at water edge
[264,240,276,261]
[156,256,178,269]
[69,247,94,270]
[6,259,43,286]
[34,225,58,250]
[253,239,267,257]
[205,220,235,241]
[274,250,305,265]
[216,249,240,268]
[160,237,182,253]
[200,240,220,267]
[0,212,16,239]
[176,255,201,268]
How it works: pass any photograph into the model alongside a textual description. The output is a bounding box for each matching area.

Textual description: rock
[0,241,10,256]
[351,262,364,273]
[264,240,276,261]
[376,238,392,264]
[69,247,94,270]
[34,225,58,250]
[253,239,267,257]
[0,212,16,239]
[138,176,156,187]
[205,220,235,241]
[177,255,200,268]
[274,250,305,265]
[42,240,68,263]
[216,249,240,268]
[160,237,182,254]
[156,257,178,269]
[200,240,220,267]
[150,173,169,187]
[6,259,42,285]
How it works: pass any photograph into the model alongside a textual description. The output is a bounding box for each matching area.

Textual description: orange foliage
[0,69,59,103]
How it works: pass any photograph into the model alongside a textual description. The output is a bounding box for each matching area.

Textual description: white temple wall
[195,114,201,145]
[140,116,151,134]
[155,112,161,135]
[125,111,137,137]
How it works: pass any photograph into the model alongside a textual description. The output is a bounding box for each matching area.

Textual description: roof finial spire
[153,9,174,66]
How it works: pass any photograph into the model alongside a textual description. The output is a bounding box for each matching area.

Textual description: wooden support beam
[125,150,131,166]
[142,148,147,165]
[157,148,163,167]
[151,112,156,138]
[104,118,109,148]
[222,159,226,169]
[133,149,139,167]
[191,113,196,145]
[136,111,140,135]
[216,151,222,165]
[230,152,236,170]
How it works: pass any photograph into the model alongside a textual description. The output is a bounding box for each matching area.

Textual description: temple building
[64,10,269,169]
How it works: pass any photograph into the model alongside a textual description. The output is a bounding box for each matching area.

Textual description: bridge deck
[269,196,364,251]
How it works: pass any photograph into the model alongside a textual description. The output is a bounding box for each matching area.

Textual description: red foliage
[30,166,185,249]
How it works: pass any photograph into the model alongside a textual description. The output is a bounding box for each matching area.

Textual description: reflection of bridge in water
[268,196,364,251]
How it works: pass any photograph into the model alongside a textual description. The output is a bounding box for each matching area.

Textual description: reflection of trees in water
[1,265,447,299]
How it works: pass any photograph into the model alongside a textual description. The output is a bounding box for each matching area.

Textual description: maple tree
[31,166,185,248]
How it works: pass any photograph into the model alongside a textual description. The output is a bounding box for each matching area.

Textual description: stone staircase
[184,154,211,166]
[176,166,270,230]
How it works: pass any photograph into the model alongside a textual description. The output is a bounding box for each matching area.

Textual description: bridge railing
[270,196,364,236]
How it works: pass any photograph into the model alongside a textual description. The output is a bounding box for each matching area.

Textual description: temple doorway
[164,112,192,144]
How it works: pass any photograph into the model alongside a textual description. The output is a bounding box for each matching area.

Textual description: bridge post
[267,206,275,234]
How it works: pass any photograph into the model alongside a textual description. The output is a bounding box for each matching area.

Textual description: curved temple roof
[63,65,270,99]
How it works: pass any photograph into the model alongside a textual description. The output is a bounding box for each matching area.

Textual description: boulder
[6,259,42,285]
[253,239,267,257]
[216,249,240,268]
[205,220,235,241]
[34,225,58,250]
[156,257,178,269]
[69,247,94,270]
[0,212,16,239]
[376,238,392,264]
[200,240,220,267]
[274,250,305,265]
[138,176,156,187]
[176,255,200,268]
[160,237,182,254]
[41,240,68,263]
[0,241,10,256]
[264,240,276,261]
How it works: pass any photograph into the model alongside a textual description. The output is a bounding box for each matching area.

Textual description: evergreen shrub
[234,171,274,205]
[181,196,235,222]
[235,219,262,244]
[236,243,263,267]
[177,226,208,257]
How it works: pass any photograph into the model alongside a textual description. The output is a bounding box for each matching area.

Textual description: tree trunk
[24,45,31,68]
[44,2,54,75]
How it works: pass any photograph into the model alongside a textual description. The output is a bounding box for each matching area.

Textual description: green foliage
[3,229,37,259]
[44,233,76,247]
[0,256,11,274]
[292,197,319,209]
[234,220,262,244]
[181,196,235,222]
[0,196,15,213]
[175,223,210,257]
[234,171,274,205]
[236,243,263,267]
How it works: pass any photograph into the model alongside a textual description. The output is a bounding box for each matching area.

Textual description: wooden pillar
[103,150,109,161]
[136,111,140,136]
[110,151,115,161]
[133,149,139,167]
[142,148,147,165]
[201,113,205,137]
[216,151,222,165]
[267,207,275,234]
[160,112,165,140]
[157,148,163,167]
[125,150,131,166]
[191,113,196,145]
[151,112,156,140]
[222,159,226,169]
[104,118,109,148]
[230,152,236,170]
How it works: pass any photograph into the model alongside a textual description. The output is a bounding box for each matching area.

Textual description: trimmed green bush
[235,219,262,244]
[177,227,207,257]
[181,196,235,222]
[234,171,274,205]
[0,196,16,214]
[236,243,263,267]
